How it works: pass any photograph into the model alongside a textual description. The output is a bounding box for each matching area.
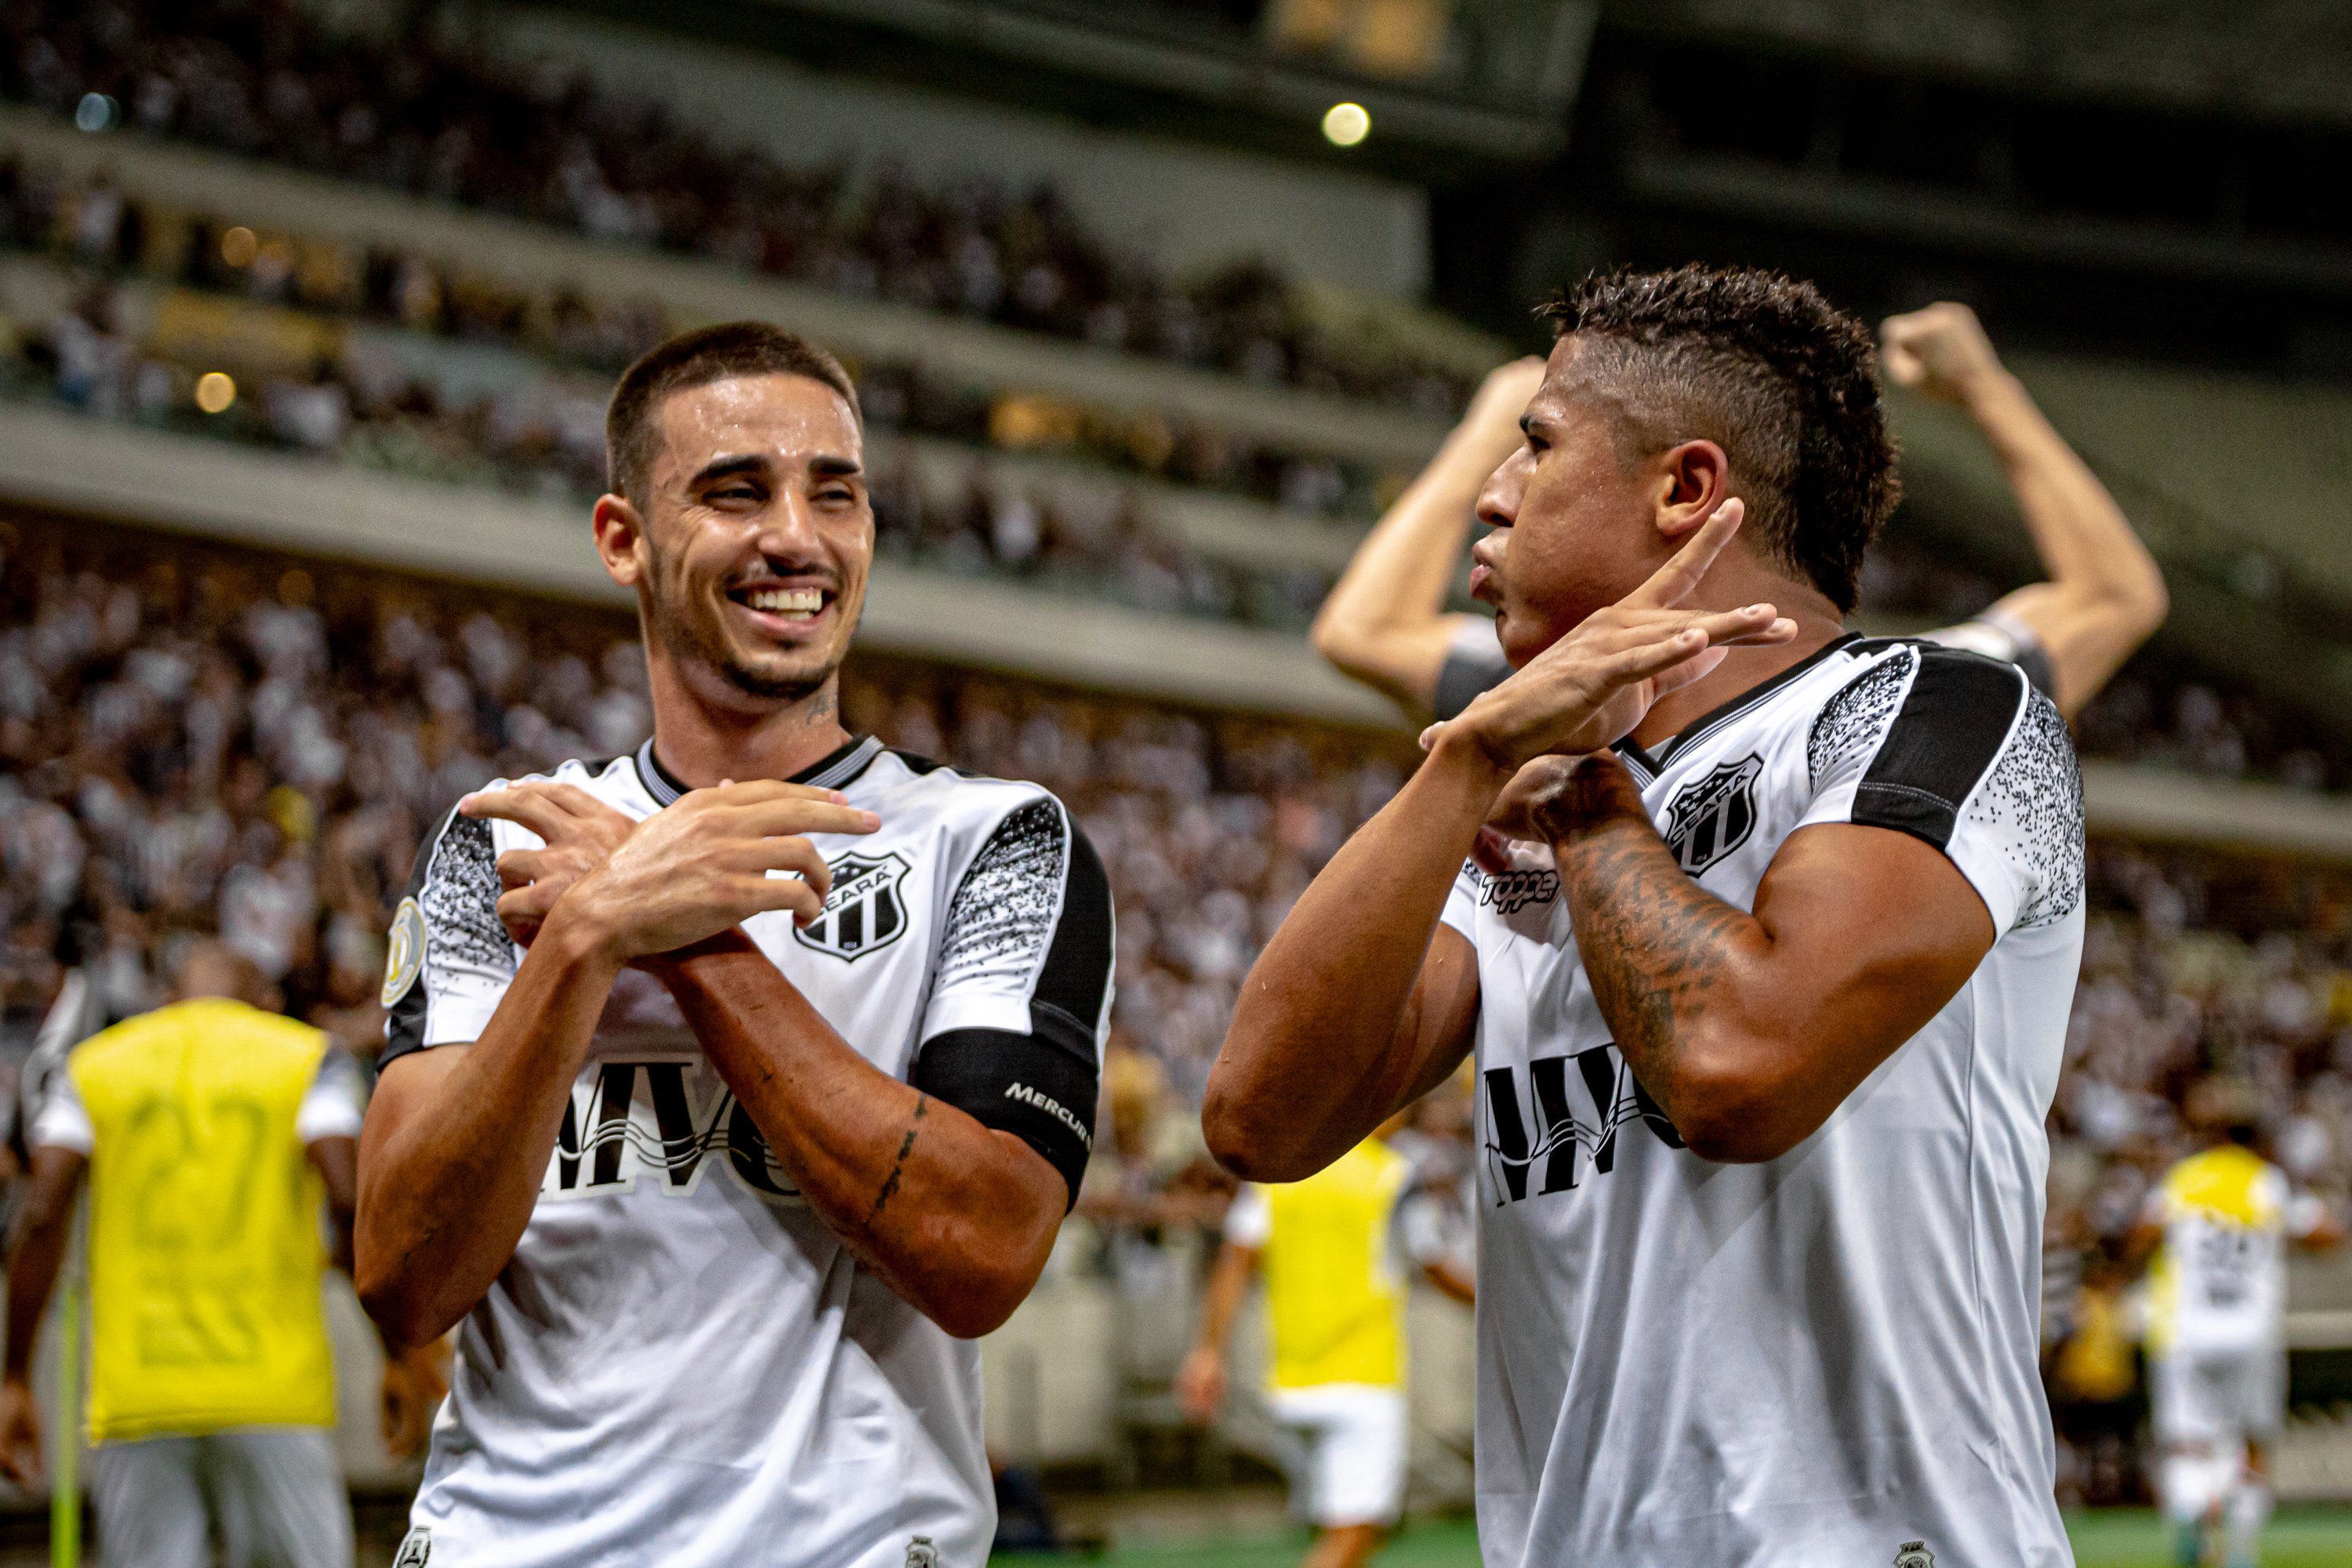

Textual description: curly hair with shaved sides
[1541,266,1900,613]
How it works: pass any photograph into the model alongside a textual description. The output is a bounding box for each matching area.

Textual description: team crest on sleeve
[795,852,913,961]
[1663,753,1763,875]
[1892,1541,1933,1568]
[381,896,426,1007]
[392,1527,431,1567]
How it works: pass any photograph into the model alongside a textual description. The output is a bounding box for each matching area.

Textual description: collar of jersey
[632,734,884,806]
[1613,631,1863,781]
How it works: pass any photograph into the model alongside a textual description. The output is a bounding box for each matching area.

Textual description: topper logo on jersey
[543,1058,800,1202]
[1482,1045,1684,1203]
[1477,866,1559,914]
[1664,753,1764,875]
[796,851,913,961]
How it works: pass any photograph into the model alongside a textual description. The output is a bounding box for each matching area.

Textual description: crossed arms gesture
[356,775,1073,1346]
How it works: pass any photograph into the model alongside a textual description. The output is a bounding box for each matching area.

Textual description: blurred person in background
[0,940,438,1568]
[2127,1084,2343,1568]
[1175,1109,1473,1568]
[1315,302,2165,725]
[2044,1243,2146,1508]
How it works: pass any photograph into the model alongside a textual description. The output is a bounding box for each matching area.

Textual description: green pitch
[1004,1508,2352,1568]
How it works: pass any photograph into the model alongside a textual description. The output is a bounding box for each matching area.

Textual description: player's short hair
[1541,265,1900,613]
[605,321,861,509]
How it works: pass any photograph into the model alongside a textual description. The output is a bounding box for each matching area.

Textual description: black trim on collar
[1650,633,1864,768]
[1611,737,1661,783]
[632,735,883,806]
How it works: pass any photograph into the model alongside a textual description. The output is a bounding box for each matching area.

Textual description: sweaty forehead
[654,372,861,475]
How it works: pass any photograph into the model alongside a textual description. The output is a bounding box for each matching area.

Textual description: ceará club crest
[794,851,913,961]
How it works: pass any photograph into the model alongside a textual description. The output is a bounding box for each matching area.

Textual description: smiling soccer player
[356,323,1112,1568]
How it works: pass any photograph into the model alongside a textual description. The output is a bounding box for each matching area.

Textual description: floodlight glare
[195,372,238,414]
[1322,103,1370,147]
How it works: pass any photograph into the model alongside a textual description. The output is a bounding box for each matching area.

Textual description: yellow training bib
[72,999,339,1442]
[1260,1138,1412,1391]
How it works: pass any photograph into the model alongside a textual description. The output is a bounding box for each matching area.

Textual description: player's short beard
[646,540,840,704]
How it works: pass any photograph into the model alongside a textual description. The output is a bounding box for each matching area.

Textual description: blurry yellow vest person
[72,998,338,1440]
[1258,1138,1412,1390]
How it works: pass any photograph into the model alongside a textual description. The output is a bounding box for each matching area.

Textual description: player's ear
[592,493,650,589]
[1653,440,1731,546]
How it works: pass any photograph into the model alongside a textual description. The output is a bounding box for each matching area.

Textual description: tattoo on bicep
[866,1094,927,1223]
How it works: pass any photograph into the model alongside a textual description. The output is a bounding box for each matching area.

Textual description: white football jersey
[379,736,1113,1568]
[1443,636,2085,1568]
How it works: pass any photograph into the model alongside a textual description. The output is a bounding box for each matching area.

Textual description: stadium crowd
[1,515,2347,1500]
[2039,844,2352,1502]
[0,0,1472,413]
[0,158,1390,523]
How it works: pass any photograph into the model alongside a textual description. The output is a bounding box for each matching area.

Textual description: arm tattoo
[1543,768,1754,1119]
[866,1094,927,1223]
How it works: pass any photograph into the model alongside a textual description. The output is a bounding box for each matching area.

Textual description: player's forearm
[355,912,618,1345]
[1537,760,1799,1163]
[1311,439,1496,702]
[2,1190,71,1384]
[1192,1244,1254,1356]
[652,938,1062,1338]
[1207,735,1495,1181]
[1964,373,2165,619]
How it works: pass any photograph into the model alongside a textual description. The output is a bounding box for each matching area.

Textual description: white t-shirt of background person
[1443,636,2085,1568]
[377,737,1112,1568]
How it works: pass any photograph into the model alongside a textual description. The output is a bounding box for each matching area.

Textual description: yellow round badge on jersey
[383,895,426,1007]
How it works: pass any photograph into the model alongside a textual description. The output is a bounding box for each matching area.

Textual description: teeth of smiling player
[746,587,822,619]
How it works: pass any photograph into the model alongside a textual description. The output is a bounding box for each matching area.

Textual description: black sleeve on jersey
[1432,638,1513,722]
[380,804,505,1069]
[912,800,1113,1208]
[914,1028,1099,1207]
[1850,648,2028,851]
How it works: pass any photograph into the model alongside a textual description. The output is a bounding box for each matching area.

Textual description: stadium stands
[0,0,1474,412]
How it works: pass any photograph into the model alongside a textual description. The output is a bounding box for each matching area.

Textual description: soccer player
[1205,265,2087,1566]
[2127,1098,2339,1568]
[1314,300,2164,723]
[1174,1115,1473,1568]
[0,942,379,1568]
[355,322,1113,1567]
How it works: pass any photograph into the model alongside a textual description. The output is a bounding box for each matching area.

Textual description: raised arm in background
[1882,303,2167,717]
[1310,358,1544,714]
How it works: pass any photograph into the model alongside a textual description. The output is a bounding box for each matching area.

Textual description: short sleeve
[1225,1184,1272,1248]
[295,1047,368,1143]
[1925,610,2056,699]
[380,805,521,1067]
[1797,643,2084,935]
[920,797,1113,1062]
[1439,858,1483,942]
[1433,619,1513,721]
[27,1069,93,1155]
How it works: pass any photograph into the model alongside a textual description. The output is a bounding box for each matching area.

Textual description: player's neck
[644,668,855,789]
[1628,601,1849,751]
